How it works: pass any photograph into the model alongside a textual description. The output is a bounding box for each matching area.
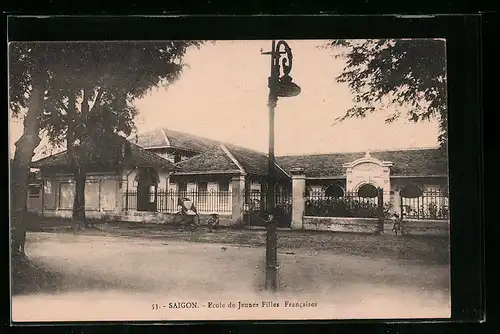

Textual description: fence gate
[244,188,292,228]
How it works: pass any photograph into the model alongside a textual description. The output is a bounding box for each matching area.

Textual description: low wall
[42,210,111,220]
[41,210,234,226]
[303,216,449,236]
[400,219,449,236]
[303,216,380,234]
[120,211,233,226]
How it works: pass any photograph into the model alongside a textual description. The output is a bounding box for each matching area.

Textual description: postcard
[10,38,450,322]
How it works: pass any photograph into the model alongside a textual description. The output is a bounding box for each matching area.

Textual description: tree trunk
[65,91,87,232]
[73,166,87,232]
[10,72,46,261]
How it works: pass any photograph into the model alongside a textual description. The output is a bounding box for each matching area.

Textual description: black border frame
[5,14,485,330]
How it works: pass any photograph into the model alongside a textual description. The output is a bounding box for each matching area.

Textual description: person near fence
[206,212,220,232]
[391,213,403,236]
[178,196,197,215]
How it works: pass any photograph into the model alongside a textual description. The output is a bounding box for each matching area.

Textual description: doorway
[136,168,160,212]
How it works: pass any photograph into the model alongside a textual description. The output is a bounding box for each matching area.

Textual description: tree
[9,43,52,261]
[9,42,202,257]
[326,39,448,150]
[39,41,202,232]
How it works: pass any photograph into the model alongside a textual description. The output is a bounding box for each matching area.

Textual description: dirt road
[12,232,450,322]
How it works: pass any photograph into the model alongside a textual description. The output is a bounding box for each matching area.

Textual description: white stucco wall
[121,168,172,191]
[38,172,121,217]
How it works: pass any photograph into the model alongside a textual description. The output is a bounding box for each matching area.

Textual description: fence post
[399,191,404,220]
[377,187,384,234]
[125,191,129,212]
[231,174,246,225]
[290,168,306,230]
[260,182,267,215]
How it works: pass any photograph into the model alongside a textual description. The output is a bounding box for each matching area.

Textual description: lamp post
[261,40,301,291]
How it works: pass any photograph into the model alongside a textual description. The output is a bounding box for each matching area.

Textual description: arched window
[400,184,423,198]
[325,184,344,198]
[357,184,378,198]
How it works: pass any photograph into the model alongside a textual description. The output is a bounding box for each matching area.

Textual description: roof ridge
[160,128,170,146]
[220,144,246,174]
[161,127,222,145]
[274,161,291,178]
[31,149,67,164]
[144,127,269,153]
[276,147,441,158]
[224,142,267,157]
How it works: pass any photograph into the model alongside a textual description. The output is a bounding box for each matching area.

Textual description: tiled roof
[276,148,448,178]
[225,144,289,179]
[134,128,289,178]
[124,143,178,170]
[31,135,177,171]
[131,128,167,148]
[174,143,289,179]
[174,145,241,173]
[30,151,71,169]
[33,127,447,179]
[133,127,222,152]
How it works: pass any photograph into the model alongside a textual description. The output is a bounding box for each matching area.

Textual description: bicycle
[173,211,222,232]
[172,208,200,231]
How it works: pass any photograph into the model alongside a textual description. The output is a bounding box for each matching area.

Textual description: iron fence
[400,189,449,220]
[243,188,292,227]
[122,189,233,214]
[244,189,292,213]
[123,190,138,211]
[304,190,387,218]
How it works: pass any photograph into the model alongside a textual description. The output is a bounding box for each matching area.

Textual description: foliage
[325,39,448,150]
[305,197,392,218]
[35,41,203,149]
[9,44,49,118]
[402,202,449,220]
[9,41,204,232]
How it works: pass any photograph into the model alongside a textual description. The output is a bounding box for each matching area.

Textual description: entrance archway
[135,167,160,212]
[357,183,378,198]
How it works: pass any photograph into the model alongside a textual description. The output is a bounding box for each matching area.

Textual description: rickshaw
[173,196,200,231]
[172,196,221,232]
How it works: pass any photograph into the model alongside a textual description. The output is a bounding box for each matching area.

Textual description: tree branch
[81,88,90,114]
[89,88,104,114]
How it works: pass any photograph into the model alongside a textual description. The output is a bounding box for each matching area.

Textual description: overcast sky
[9,40,441,158]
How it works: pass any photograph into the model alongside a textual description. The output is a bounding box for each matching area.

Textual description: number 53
[152,303,160,310]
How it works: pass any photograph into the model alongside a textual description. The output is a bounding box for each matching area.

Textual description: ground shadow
[11,258,147,296]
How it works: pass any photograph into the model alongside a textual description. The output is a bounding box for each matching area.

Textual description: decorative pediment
[342,151,394,169]
[343,151,393,194]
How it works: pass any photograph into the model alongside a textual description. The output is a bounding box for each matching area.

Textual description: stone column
[231,174,246,225]
[115,176,123,213]
[158,171,168,190]
[392,190,402,216]
[291,168,306,230]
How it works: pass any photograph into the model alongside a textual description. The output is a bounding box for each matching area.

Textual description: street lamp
[261,40,301,291]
